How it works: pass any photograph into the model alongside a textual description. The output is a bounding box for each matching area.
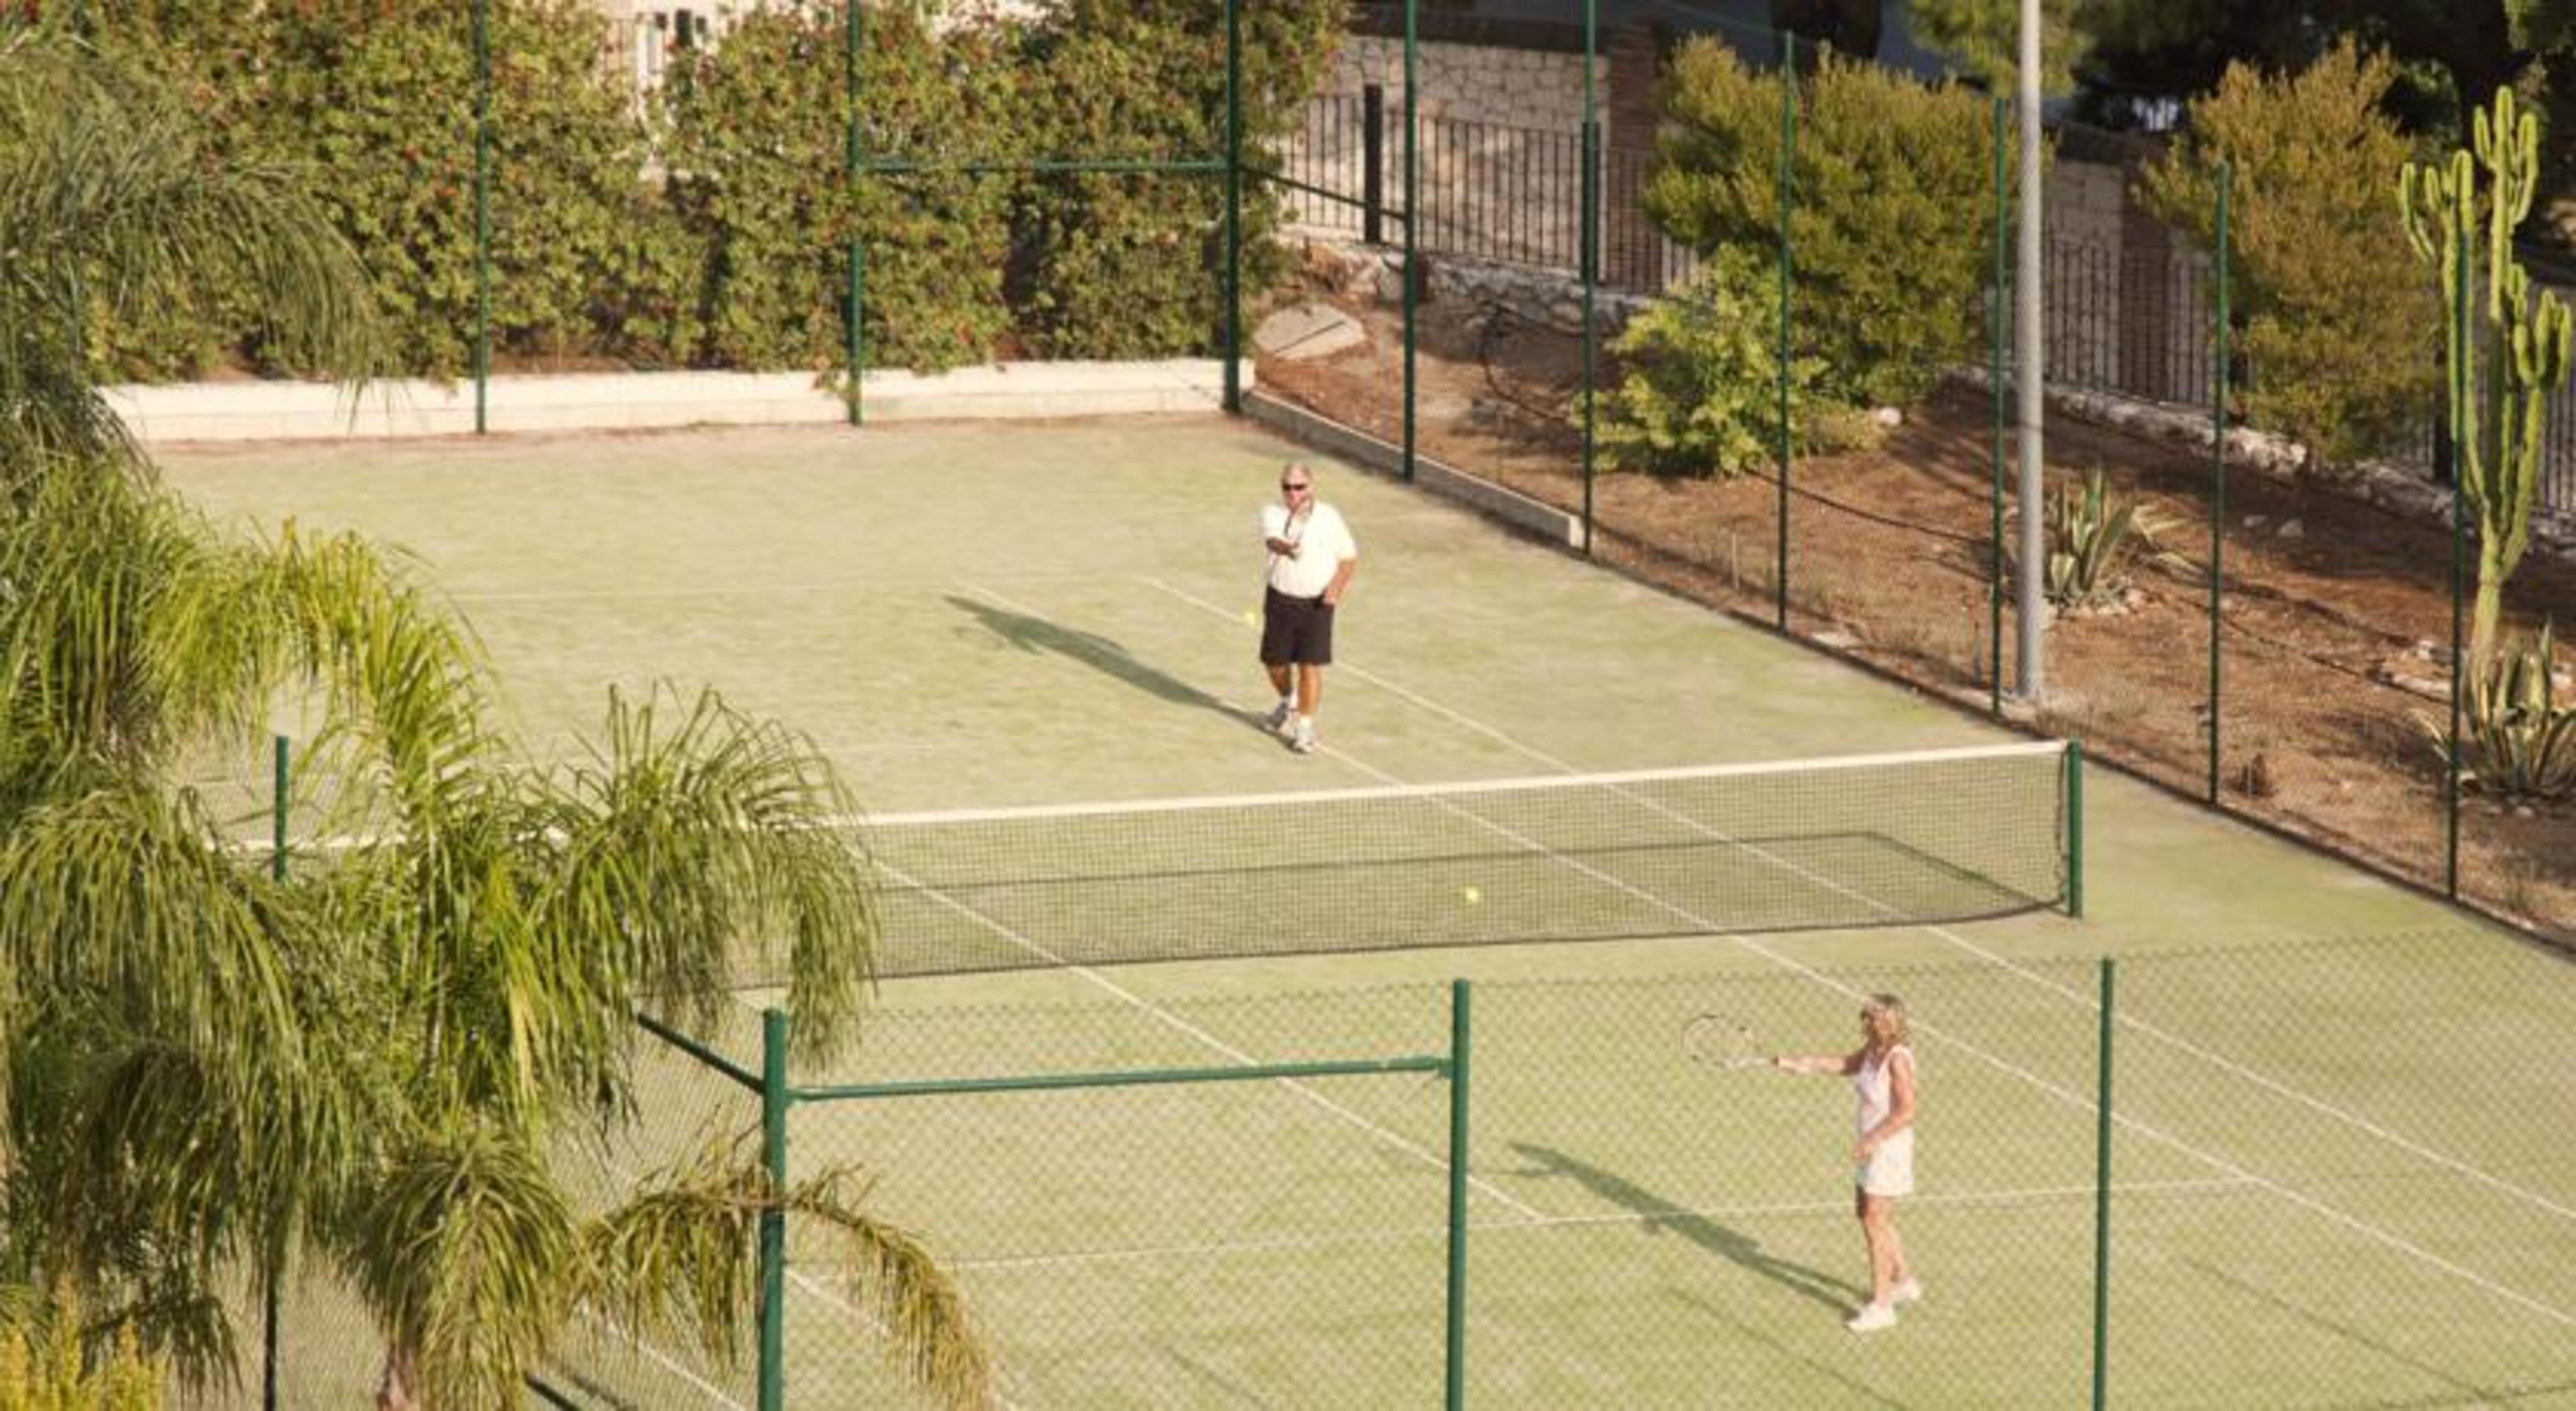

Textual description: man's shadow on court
[1509,1142,1866,1317]
[948,595,1273,734]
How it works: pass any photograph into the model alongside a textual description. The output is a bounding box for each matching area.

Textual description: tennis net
[844,740,2078,977]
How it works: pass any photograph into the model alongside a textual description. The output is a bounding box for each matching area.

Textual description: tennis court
[160,416,2576,1407]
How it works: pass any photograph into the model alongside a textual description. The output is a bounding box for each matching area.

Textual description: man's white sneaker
[1290,726,1319,754]
[1844,1302,1897,1333]
[1891,1278,1924,1306]
[1263,702,1295,734]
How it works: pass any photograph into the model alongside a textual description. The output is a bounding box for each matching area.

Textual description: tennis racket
[1681,1013,1768,1071]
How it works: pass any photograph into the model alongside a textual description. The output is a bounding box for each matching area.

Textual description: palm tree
[0,22,987,1407]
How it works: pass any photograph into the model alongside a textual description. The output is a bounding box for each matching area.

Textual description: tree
[0,25,988,1406]
[1906,0,2088,94]
[1646,40,2006,412]
[2137,41,2441,469]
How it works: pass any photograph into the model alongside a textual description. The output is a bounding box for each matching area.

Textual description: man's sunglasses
[1280,482,1311,491]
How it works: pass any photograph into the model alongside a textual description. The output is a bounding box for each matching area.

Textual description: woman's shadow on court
[948,595,1275,734]
[1509,1142,1866,1316]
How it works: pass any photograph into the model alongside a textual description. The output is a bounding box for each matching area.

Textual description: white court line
[1152,570,2576,1218]
[904,581,1545,1229]
[946,1176,2262,1275]
[1142,575,2576,1331]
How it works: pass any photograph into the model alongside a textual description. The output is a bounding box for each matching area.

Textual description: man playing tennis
[1775,993,1920,1332]
[1258,462,1358,755]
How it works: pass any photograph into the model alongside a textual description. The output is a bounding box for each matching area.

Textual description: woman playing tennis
[1774,993,1920,1332]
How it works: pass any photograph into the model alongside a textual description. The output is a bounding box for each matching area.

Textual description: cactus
[2398,88,2575,671]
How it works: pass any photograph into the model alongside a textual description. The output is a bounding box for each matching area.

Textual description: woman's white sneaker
[1845,1302,1897,1333]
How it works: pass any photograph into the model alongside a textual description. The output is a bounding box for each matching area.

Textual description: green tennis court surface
[162,418,2576,1407]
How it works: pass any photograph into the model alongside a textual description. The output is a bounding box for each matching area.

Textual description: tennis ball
[1242,608,1259,626]
[1460,885,1482,905]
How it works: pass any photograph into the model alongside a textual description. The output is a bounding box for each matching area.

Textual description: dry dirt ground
[1256,288,2576,942]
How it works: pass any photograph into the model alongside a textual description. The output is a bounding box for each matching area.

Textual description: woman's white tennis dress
[1853,1043,1916,1196]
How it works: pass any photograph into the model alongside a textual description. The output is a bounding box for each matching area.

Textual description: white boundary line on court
[861,582,1544,1227]
[1142,574,2576,1332]
[944,1175,2264,1275]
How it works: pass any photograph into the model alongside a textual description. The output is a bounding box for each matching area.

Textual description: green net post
[1401,0,1418,482]
[265,734,287,1411]
[2208,162,2231,805]
[472,0,491,436]
[1774,29,1796,632]
[1443,979,1471,1411]
[2091,956,2116,1410]
[1222,0,1243,414]
[2066,740,2085,919]
[1990,95,2009,719]
[844,0,864,426]
[1578,0,1598,556]
[759,1008,790,1411]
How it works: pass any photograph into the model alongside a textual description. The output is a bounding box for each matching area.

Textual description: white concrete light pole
[2015,0,2047,699]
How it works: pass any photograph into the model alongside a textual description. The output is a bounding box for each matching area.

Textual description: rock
[1871,406,1903,429]
[2244,514,2268,531]
[1253,302,1367,361]
[2278,518,2304,540]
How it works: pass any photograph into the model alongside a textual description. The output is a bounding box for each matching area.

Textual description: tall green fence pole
[760,1009,790,1411]
[2091,957,2116,1411]
[2066,740,2085,919]
[472,0,491,436]
[1401,0,1419,482]
[844,0,866,426]
[1578,0,1599,555]
[1774,30,1795,631]
[1223,0,1244,414]
[1990,96,2009,718]
[2446,227,2467,898]
[265,735,288,1411]
[1443,979,1472,1411]
[2208,163,2231,805]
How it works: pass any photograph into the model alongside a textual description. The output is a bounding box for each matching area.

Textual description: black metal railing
[1275,92,2576,516]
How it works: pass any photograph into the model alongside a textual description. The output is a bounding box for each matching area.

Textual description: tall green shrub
[1598,248,1827,476]
[2140,41,2440,470]
[1645,43,2001,412]
[248,0,652,379]
[661,3,1014,374]
[1011,0,1345,359]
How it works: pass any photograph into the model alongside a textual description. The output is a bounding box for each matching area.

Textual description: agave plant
[2006,468,2180,612]
[2420,622,2576,802]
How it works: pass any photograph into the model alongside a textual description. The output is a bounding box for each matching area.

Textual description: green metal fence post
[760,1008,790,1411]
[1223,0,1243,414]
[265,734,287,1411]
[845,0,864,425]
[1990,96,2009,719]
[1444,979,1471,1411]
[472,0,491,436]
[2091,957,2116,1411]
[1401,0,1419,482]
[1775,30,1796,631]
[1578,0,1598,556]
[2209,163,2231,805]
[2067,740,2085,919]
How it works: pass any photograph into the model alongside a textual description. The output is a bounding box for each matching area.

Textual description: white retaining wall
[105,361,1246,444]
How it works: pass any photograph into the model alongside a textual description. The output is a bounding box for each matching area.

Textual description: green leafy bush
[2139,41,2439,469]
[2421,622,2576,800]
[1011,0,1345,359]
[1596,249,1835,476]
[660,4,1016,374]
[1644,43,2003,412]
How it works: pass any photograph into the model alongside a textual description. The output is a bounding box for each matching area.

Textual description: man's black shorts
[1260,586,1335,666]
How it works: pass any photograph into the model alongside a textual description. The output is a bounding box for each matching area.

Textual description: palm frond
[582,1133,993,1411]
[544,686,878,1061]
[338,1121,579,1411]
